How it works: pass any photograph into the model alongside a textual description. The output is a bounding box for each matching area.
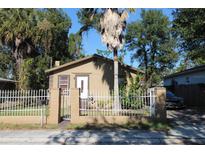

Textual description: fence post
[47,88,61,124]
[70,88,80,124]
[152,87,167,122]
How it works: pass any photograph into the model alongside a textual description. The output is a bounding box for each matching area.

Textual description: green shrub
[119,75,146,109]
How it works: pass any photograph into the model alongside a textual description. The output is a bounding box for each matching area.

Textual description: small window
[58,75,69,90]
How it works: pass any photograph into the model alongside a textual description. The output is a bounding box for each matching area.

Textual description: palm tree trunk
[113,49,120,110]
[13,47,23,89]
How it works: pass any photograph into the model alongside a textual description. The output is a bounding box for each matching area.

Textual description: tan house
[46,54,144,98]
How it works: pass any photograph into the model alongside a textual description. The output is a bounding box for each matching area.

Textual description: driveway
[166,108,205,144]
[0,108,205,145]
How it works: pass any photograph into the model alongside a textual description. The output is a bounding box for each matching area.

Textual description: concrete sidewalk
[0,128,205,145]
[1,109,205,145]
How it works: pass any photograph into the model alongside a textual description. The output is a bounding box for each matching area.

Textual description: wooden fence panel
[166,84,205,107]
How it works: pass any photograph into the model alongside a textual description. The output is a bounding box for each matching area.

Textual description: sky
[64,8,175,68]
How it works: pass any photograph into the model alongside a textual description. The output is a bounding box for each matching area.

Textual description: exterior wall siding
[49,59,138,92]
[164,71,205,86]
[0,116,45,124]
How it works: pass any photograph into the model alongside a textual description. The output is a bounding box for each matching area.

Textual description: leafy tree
[0,48,13,78]
[120,74,144,109]
[19,55,50,89]
[96,49,126,63]
[68,9,101,57]
[126,9,178,87]
[77,9,101,35]
[0,9,73,89]
[173,9,205,66]
[68,33,83,59]
[37,9,72,62]
[18,58,34,89]
[0,9,38,80]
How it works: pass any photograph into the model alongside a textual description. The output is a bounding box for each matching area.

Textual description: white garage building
[164,64,205,86]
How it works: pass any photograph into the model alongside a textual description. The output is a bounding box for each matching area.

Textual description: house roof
[164,64,205,79]
[46,54,144,74]
[0,77,16,83]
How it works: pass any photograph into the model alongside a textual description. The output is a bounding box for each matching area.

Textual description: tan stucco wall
[71,116,148,125]
[49,58,139,93]
[0,116,44,124]
[153,87,167,122]
[47,89,61,124]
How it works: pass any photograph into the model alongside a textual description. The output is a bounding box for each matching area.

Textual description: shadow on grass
[66,120,171,132]
[46,118,172,145]
[46,108,205,145]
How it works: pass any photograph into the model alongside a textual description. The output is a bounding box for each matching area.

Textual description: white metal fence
[0,89,49,116]
[80,89,156,117]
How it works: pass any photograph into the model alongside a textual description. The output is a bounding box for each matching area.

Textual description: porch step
[58,120,70,129]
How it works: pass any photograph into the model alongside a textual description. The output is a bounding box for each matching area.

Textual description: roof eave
[164,65,205,79]
[45,55,94,73]
[45,54,144,74]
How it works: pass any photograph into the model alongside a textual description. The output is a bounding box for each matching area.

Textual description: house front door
[76,76,88,99]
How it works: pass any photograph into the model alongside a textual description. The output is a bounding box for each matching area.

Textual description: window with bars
[58,75,69,90]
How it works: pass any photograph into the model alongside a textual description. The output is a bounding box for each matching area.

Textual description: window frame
[58,75,70,89]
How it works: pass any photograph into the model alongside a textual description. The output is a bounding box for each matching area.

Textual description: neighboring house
[0,77,16,90]
[46,54,144,98]
[164,64,205,86]
[164,65,205,107]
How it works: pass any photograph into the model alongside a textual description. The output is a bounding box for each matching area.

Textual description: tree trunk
[12,46,23,89]
[150,42,157,87]
[144,48,148,88]
[113,49,121,111]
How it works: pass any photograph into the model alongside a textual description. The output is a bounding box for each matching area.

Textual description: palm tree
[77,8,134,109]
[0,9,37,80]
[100,9,128,109]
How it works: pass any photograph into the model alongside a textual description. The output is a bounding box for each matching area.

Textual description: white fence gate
[60,89,71,120]
[149,88,156,117]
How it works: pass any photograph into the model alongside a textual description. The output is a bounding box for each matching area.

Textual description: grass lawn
[66,119,171,132]
[0,123,58,130]
[0,121,170,131]
[0,106,49,116]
